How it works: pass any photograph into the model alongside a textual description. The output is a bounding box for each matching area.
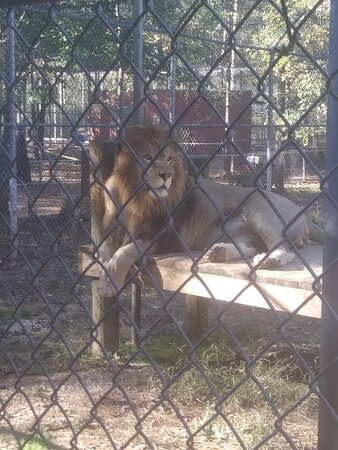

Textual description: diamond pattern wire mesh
[0,0,337,449]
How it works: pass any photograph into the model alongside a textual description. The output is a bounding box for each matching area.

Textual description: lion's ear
[157,124,170,141]
[119,125,147,152]
[125,124,147,141]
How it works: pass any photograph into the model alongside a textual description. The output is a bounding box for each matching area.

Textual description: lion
[91,123,322,297]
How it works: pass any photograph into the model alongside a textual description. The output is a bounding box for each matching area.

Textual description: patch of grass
[198,404,279,447]
[38,337,103,371]
[286,186,321,194]
[116,336,188,366]
[0,307,13,322]
[19,307,36,319]
[39,339,70,364]
[21,436,49,450]
[166,346,318,448]
[167,350,313,410]
[116,334,235,367]
[116,333,318,446]
[130,335,316,412]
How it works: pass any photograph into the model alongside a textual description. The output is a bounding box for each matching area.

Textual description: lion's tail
[308,221,323,244]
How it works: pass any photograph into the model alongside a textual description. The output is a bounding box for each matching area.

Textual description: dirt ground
[0,167,323,449]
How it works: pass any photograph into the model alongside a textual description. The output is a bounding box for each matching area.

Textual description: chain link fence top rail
[0,0,337,449]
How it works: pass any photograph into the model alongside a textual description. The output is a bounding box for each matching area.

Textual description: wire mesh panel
[0,0,337,449]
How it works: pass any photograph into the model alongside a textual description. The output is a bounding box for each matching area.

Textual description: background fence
[0,0,337,449]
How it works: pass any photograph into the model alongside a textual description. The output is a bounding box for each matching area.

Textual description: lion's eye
[167,156,172,163]
[143,154,152,161]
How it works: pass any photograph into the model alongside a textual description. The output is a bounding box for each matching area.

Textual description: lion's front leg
[99,248,128,297]
[99,240,153,297]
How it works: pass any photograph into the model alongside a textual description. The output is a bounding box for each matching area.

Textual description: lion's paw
[252,253,274,269]
[205,243,238,262]
[98,273,115,297]
[98,260,125,297]
[253,248,295,269]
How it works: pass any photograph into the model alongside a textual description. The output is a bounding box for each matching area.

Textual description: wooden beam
[88,142,120,354]
[131,283,142,345]
[79,244,322,319]
[79,244,323,291]
[141,264,321,319]
[91,280,119,354]
[185,295,209,340]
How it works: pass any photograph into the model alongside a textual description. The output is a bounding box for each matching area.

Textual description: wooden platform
[79,244,323,320]
[82,142,324,354]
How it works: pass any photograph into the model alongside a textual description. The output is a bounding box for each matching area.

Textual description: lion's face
[139,143,175,199]
[121,124,178,199]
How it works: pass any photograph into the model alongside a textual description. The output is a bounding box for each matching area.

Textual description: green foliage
[21,436,48,450]
[246,0,328,143]
[16,3,123,72]
[117,332,318,421]
[1,0,328,145]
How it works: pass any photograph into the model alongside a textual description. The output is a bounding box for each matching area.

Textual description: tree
[0,1,328,153]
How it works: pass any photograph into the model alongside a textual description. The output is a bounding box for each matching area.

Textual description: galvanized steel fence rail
[0,0,337,449]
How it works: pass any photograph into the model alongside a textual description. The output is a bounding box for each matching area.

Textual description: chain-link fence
[0,0,337,449]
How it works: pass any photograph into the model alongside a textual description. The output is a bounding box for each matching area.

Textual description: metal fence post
[266,50,273,192]
[6,8,17,248]
[132,0,144,123]
[169,52,176,125]
[318,0,338,447]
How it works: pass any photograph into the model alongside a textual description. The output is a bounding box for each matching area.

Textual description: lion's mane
[98,124,191,254]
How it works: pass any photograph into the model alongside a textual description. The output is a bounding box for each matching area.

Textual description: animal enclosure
[0,1,338,450]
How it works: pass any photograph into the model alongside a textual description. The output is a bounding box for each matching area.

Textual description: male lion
[92,124,322,297]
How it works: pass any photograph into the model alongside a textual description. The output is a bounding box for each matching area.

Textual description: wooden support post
[131,283,142,345]
[89,141,120,355]
[185,294,209,340]
[91,279,119,354]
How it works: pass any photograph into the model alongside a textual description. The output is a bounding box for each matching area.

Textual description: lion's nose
[159,172,171,181]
